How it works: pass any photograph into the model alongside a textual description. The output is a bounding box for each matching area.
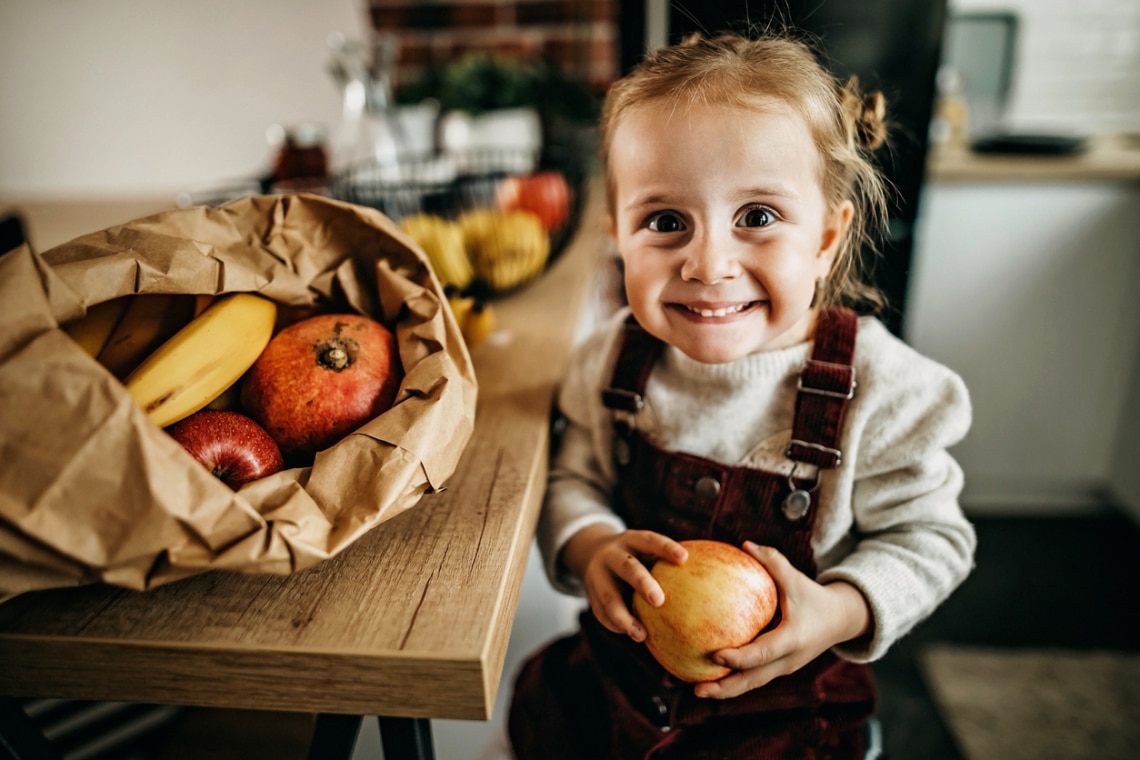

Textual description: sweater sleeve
[817,327,976,662]
[535,314,628,595]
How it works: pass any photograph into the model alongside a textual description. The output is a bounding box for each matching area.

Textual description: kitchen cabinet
[905,137,1140,517]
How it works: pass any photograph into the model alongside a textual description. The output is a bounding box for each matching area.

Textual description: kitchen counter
[927,133,1140,183]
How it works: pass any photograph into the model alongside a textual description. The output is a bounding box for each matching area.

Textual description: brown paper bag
[0,193,478,603]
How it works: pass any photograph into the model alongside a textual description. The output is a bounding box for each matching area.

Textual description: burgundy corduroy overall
[508,308,876,759]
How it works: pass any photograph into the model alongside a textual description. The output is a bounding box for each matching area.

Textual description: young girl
[507,31,974,759]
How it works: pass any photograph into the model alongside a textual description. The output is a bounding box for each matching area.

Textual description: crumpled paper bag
[0,193,478,603]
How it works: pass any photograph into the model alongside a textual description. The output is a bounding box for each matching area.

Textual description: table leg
[306,713,362,760]
[0,698,60,760]
[378,717,435,760]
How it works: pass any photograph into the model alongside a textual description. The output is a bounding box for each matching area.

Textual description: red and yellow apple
[632,539,779,683]
[241,313,403,460]
[166,409,284,489]
[495,170,571,232]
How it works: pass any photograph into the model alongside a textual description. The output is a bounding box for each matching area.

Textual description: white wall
[0,0,367,198]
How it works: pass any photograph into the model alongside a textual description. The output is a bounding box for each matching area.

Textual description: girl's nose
[680,230,741,284]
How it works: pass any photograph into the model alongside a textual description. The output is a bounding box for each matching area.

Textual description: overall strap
[784,307,859,469]
[601,315,661,415]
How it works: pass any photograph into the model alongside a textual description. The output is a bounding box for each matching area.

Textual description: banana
[193,294,215,316]
[461,209,550,292]
[96,294,196,379]
[400,213,474,290]
[463,300,496,349]
[447,293,475,331]
[63,296,130,357]
[123,293,277,428]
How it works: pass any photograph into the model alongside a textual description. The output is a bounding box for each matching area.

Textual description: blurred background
[3,0,1140,758]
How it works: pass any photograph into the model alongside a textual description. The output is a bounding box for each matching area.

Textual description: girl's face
[609,99,852,363]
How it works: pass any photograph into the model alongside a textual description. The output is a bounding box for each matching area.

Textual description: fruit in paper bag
[97,293,196,379]
[167,410,284,490]
[241,313,403,459]
[124,293,277,428]
[460,209,550,292]
[63,296,130,358]
[496,170,571,232]
[400,213,474,290]
[632,539,779,683]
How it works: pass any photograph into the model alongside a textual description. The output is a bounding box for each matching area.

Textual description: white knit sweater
[538,307,975,662]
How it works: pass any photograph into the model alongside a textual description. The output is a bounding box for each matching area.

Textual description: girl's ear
[605,212,617,239]
[818,200,854,270]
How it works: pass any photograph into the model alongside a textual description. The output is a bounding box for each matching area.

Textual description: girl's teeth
[692,303,747,317]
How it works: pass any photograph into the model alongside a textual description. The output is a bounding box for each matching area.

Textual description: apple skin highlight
[632,539,779,683]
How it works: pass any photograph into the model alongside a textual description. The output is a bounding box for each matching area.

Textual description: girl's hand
[562,524,688,642]
[694,541,872,700]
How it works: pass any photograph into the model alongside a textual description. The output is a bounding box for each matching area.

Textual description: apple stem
[326,347,348,370]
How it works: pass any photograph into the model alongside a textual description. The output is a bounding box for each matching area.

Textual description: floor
[872,507,1140,759]
[15,508,1140,759]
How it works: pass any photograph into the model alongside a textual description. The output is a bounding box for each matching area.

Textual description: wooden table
[0,181,608,759]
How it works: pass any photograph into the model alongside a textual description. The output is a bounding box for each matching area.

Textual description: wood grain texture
[0,179,607,721]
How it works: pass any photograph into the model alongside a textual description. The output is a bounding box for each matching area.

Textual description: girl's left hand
[693,541,872,700]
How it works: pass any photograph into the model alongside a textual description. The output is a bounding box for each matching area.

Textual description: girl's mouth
[675,301,757,318]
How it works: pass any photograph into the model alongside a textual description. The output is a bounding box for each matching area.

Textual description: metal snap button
[782,489,811,521]
[694,475,721,501]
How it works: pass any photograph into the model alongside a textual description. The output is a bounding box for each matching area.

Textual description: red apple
[632,539,779,683]
[167,409,284,489]
[495,170,571,232]
[241,313,403,460]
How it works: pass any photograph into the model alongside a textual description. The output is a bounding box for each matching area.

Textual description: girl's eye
[647,211,685,233]
[737,206,777,228]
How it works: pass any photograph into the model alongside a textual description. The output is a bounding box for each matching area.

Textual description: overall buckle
[797,359,856,399]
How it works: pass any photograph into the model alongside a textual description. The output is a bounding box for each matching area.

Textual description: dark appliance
[619,1,949,337]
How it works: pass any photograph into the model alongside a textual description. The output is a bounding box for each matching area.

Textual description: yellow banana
[462,209,550,292]
[96,294,196,380]
[63,296,130,358]
[447,293,475,331]
[401,213,474,290]
[463,300,496,349]
[124,293,277,428]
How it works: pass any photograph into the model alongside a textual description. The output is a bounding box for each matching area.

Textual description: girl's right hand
[563,525,688,641]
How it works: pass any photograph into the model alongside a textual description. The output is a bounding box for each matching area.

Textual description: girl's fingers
[626,530,689,565]
[742,541,794,582]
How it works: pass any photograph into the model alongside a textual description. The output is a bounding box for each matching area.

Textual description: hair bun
[840,77,888,151]
[857,90,887,150]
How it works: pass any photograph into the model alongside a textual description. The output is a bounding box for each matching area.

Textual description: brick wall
[368,0,619,95]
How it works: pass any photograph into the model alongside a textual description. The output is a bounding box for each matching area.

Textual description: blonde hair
[600,32,891,312]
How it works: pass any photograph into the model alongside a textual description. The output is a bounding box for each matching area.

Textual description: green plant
[397,52,599,123]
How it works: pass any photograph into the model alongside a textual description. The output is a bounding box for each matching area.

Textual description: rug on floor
[919,644,1140,760]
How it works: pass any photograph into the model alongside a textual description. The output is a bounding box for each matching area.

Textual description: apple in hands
[167,410,284,490]
[632,539,779,683]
